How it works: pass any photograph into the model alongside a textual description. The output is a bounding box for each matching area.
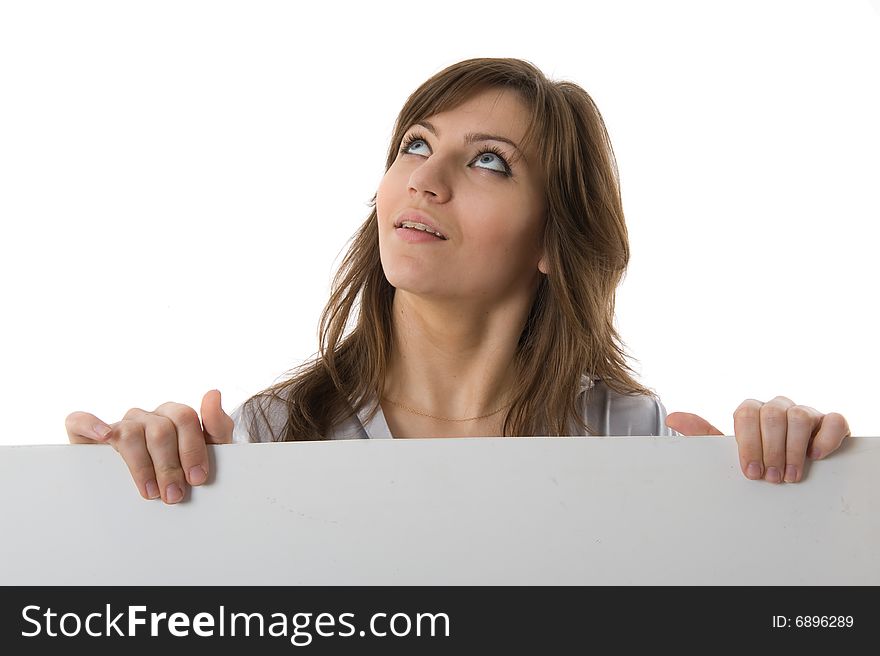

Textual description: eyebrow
[412,120,526,165]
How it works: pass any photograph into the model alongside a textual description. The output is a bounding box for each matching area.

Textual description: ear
[538,253,549,275]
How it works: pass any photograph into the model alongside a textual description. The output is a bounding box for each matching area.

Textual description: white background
[1,0,877,445]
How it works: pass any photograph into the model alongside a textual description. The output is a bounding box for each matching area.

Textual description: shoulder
[578,375,680,436]
[230,389,368,443]
[230,392,290,443]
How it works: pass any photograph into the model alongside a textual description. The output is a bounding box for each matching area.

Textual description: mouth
[394,220,448,240]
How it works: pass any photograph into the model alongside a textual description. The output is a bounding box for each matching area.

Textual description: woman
[65,58,851,504]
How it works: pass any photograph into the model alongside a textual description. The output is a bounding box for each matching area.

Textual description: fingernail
[189,465,207,485]
[93,423,112,440]
[166,483,183,504]
[746,462,762,479]
[810,448,823,460]
[764,466,781,484]
[784,464,798,483]
[145,480,159,499]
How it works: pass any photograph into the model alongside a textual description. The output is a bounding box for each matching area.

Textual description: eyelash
[398,131,513,177]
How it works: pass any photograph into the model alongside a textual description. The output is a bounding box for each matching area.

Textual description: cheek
[376,168,405,221]
[470,219,541,262]
[457,228,541,289]
[375,176,389,217]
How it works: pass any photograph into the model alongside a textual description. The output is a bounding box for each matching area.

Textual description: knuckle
[733,401,761,422]
[759,404,787,427]
[156,403,201,429]
[787,406,813,424]
[826,412,852,438]
[123,407,146,421]
[154,462,184,478]
[144,423,177,448]
[825,411,844,425]
[179,443,206,462]
[735,436,761,456]
[115,419,143,442]
[129,462,157,481]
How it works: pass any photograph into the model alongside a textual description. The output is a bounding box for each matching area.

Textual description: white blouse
[229,376,681,442]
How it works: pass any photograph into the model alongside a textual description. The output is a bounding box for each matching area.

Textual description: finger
[111,419,161,500]
[665,412,724,437]
[123,409,188,505]
[783,405,823,483]
[201,390,234,444]
[808,412,852,461]
[152,402,209,491]
[64,411,115,444]
[759,396,795,484]
[733,399,766,480]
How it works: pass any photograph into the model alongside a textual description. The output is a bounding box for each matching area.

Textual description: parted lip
[394,209,448,240]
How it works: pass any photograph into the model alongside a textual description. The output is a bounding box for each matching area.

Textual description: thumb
[665,411,725,437]
[201,389,234,444]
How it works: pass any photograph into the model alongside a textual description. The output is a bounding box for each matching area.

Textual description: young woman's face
[376,86,547,304]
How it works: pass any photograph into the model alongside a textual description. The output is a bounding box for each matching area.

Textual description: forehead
[426,87,531,139]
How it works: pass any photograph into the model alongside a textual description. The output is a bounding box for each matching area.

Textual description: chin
[383,269,432,295]
[380,263,442,298]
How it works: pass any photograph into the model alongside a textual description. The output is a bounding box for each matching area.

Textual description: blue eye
[399,132,512,177]
[401,136,430,155]
[473,151,508,172]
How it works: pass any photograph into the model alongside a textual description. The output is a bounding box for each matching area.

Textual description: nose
[407,157,451,203]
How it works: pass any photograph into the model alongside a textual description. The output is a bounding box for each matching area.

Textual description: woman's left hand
[665,396,851,484]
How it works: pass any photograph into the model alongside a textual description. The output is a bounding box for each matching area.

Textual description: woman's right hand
[65,389,234,504]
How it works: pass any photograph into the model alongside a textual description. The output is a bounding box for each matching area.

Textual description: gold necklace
[382,396,513,422]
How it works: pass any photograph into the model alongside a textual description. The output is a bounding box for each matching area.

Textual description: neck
[383,288,534,420]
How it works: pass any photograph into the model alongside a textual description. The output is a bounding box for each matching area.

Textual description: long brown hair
[243,57,656,440]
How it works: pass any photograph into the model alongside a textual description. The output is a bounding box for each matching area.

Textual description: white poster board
[1,435,877,585]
